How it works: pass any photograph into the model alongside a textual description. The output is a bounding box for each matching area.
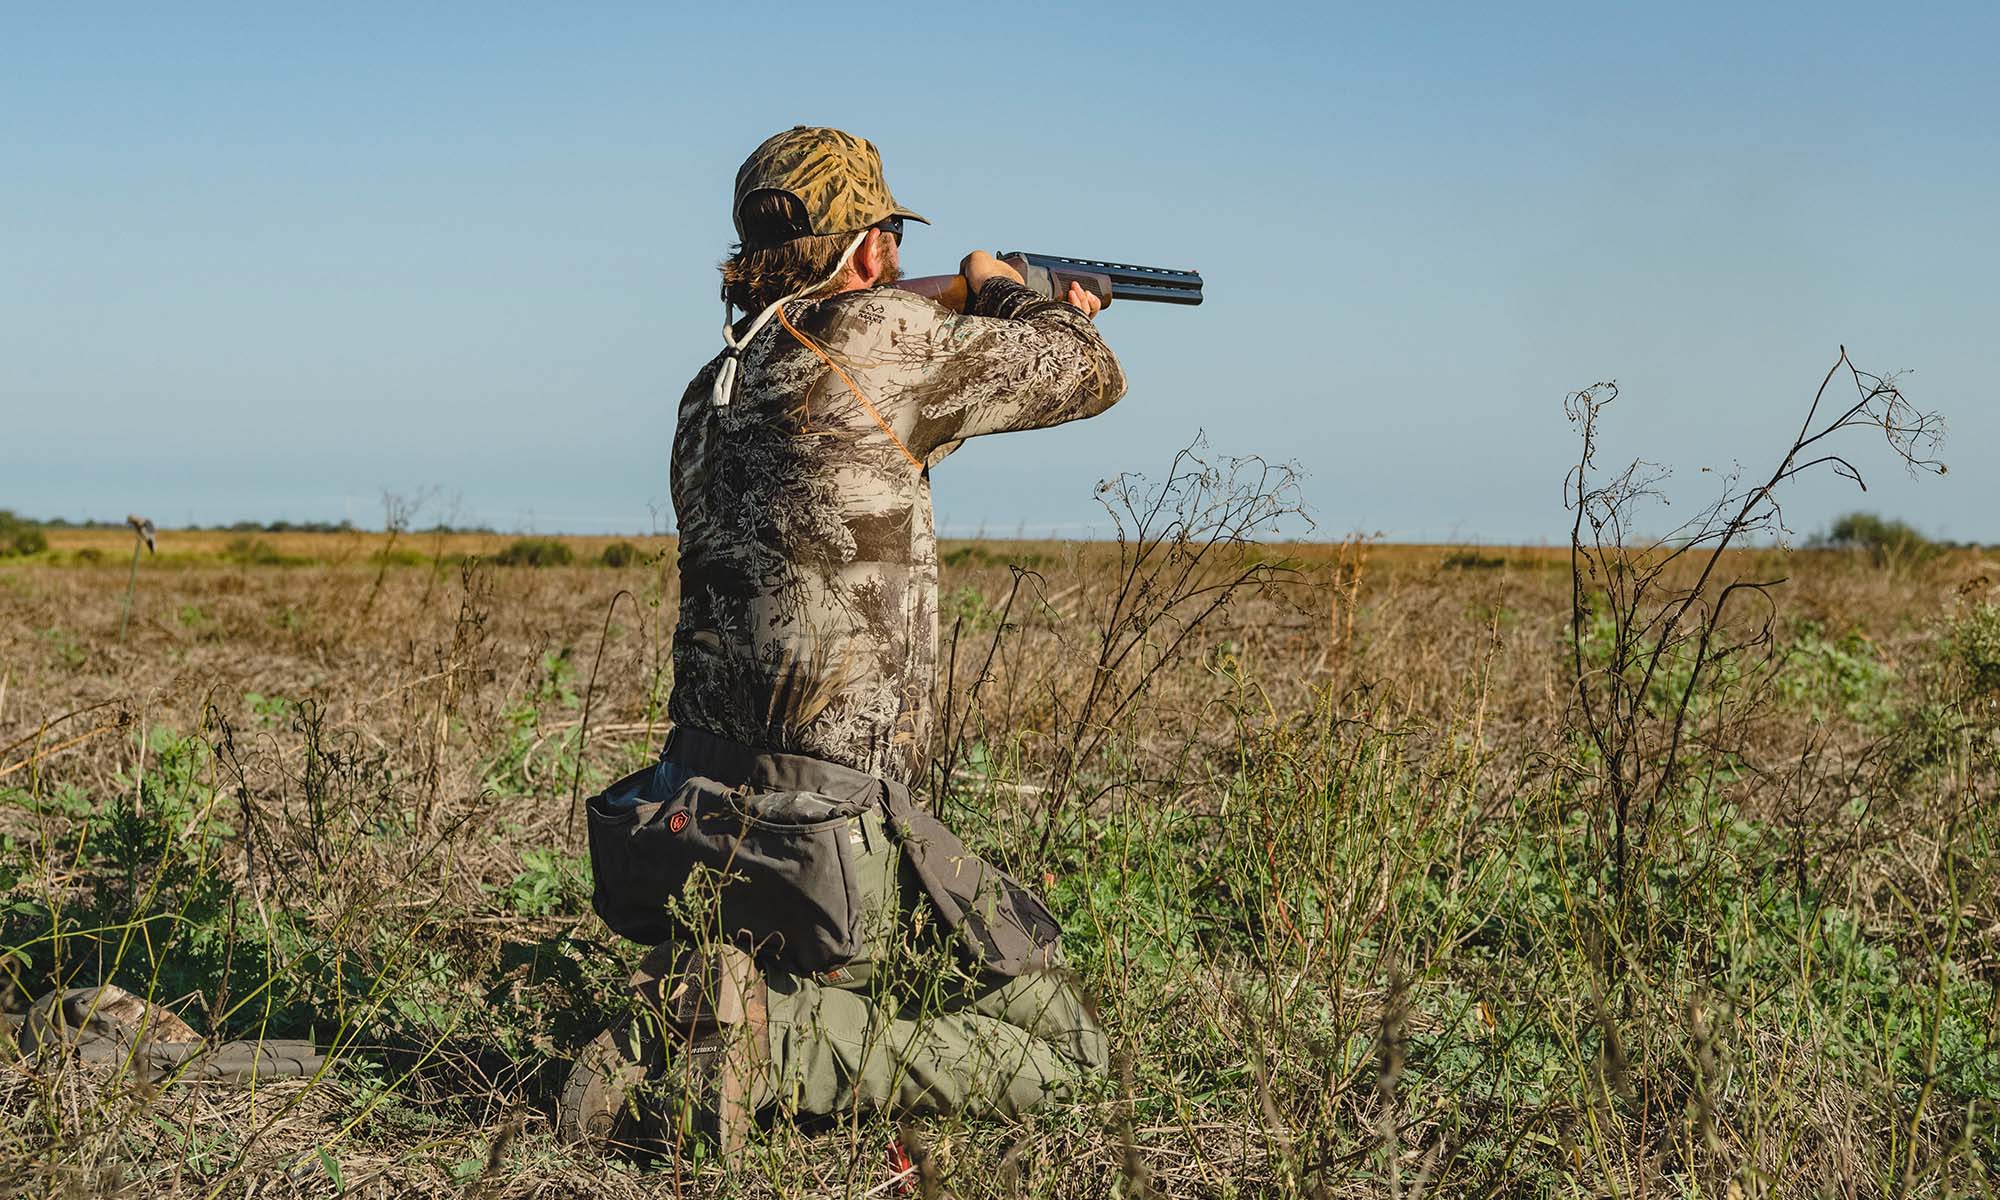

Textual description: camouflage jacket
[669,278,1126,785]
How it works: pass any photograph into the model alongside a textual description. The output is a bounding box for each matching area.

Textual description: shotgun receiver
[898,253,1203,313]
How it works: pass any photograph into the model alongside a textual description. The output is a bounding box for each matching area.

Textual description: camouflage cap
[734,126,929,244]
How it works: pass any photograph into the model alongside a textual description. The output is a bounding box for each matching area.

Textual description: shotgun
[897,253,1203,313]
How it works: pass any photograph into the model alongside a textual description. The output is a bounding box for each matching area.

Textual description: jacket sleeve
[895,279,1127,462]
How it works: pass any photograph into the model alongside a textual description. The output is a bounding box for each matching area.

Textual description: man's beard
[876,240,902,286]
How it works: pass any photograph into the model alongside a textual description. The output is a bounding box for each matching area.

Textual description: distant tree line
[220,519,502,534]
[225,519,356,533]
[0,513,505,536]
[14,515,124,530]
[0,508,1982,565]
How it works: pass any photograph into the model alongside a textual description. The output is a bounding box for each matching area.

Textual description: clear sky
[5,3,1994,541]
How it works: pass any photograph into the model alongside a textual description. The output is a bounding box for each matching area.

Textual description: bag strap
[773,301,924,472]
[877,783,1057,976]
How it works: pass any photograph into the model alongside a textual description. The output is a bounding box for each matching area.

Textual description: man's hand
[1062,279,1103,320]
[960,250,1023,293]
[960,251,1103,320]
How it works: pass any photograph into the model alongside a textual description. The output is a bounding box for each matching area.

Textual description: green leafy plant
[1816,510,1941,565]
[0,511,47,558]
[492,847,590,918]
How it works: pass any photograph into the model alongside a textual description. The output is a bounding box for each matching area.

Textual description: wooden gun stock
[897,274,972,312]
[894,254,1201,314]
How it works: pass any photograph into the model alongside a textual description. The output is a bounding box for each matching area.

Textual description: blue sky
[5,3,1993,541]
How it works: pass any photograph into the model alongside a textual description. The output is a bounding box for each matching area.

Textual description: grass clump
[1948,602,2000,695]
[1441,549,1505,569]
[223,536,288,566]
[0,510,48,557]
[493,537,573,567]
[596,540,640,568]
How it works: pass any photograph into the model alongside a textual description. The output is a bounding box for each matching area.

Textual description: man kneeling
[563,126,1125,1156]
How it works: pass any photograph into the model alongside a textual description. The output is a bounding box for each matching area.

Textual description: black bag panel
[585,762,874,974]
[586,761,685,947]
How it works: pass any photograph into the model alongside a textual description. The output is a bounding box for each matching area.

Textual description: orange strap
[774,302,924,472]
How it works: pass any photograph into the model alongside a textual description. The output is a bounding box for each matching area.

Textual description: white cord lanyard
[710,228,869,408]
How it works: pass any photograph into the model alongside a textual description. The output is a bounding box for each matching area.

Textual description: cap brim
[890,199,929,225]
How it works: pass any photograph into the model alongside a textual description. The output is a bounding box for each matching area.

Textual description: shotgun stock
[896,253,1202,313]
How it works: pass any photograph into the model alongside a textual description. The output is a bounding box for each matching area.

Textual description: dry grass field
[2,507,1996,1196]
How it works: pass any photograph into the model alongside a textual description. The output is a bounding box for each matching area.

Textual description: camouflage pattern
[669,279,1126,787]
[733,126,929,239]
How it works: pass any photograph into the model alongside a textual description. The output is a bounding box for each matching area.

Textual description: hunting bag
[585,726,1059,979]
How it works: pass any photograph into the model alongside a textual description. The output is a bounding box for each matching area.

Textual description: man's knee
[972,969,1107,1074]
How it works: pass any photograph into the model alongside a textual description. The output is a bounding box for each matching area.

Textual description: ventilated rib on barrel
[1003,253,1204,307]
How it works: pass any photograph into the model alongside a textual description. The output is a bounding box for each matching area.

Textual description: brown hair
[720,191,854,311]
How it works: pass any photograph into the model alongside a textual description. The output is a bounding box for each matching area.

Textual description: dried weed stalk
[1563,347,1943,917]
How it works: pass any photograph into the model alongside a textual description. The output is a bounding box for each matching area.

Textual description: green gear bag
[586,769,882,974]
[584,727,1060,979]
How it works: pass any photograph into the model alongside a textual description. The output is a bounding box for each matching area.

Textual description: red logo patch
[667,810,690,834]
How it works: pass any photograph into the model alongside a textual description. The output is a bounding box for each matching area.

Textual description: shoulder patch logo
[667,810,690,834]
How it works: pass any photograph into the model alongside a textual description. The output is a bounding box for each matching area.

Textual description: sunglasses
[875,215,904,246]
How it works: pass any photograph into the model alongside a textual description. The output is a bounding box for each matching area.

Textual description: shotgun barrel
[1003,253,1204,307]
[892,254,1204,312]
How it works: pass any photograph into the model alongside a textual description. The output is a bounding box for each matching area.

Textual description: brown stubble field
[1,530,1996,1198]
